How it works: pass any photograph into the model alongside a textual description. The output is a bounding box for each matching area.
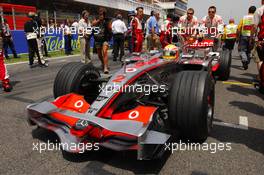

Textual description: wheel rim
[77,71,99,102]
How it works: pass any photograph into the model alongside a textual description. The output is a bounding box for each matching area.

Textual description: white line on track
[213,116,248,130]
[239,116,248,130]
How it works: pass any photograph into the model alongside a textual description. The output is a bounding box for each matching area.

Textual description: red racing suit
[0,29,11,90]
[0,45,9,81]
[160,19,172,48]
[258,11,264,90]
[132,17,143,52]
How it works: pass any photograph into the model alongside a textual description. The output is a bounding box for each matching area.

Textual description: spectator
[64,19,73,55]
[112,13,127,61]
[72,19,79,29]
[92,7,112,74]
[2,18,19,59]
[78,10,91,64]
[145,10,155,36]
[48,19,56,28]
[35,13,47,65]
[147,11,161,50]
[145,10,154,50]
[40,19,49,57]
[24,12,47,68]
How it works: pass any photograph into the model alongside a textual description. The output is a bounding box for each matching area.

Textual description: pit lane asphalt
[0,52,263,175]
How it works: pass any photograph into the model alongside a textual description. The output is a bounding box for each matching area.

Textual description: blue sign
[7,30,114,55]
[7,30,80,54]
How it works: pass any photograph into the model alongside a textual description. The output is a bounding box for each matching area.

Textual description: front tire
[53,62,101,103]
[168,71,215,142]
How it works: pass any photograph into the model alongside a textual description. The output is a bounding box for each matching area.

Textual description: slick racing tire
[53,62,101,103]
[168,71,215,142]
[259,62,264,94]
[216,49,232,81]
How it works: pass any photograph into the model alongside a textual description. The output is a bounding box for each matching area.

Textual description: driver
[162,44,179,60]
[201,6,224,51]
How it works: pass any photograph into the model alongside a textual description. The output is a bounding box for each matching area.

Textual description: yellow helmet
[163,44,179,60]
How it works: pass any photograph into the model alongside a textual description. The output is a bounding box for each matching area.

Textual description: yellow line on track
[222,81,254,86]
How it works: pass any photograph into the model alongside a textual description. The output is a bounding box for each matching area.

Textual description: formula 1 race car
[27,44,215,160]
[179,36,232,81]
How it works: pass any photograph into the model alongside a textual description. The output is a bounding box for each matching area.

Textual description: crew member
[0,17,12,92]
[160,14,174,48]
[237,6,256,70]
[178,8,199,33]
[201,6,224,51]
[2,18,19,59]
[24,12,47,68]
[252,0,264,93]
[223,18,238,51]
[178,8,199,43]
[132,7,144,52]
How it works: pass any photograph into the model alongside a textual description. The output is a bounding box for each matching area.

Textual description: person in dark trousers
[112,13,127,61]
[64,19,73,55]
[2,19,19,59]
[24,12,47,68]
[237,6,256,70]
[127,11,136,53]
[40,19,49,57]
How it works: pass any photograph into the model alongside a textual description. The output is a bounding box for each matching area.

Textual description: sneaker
[2,79,12,92]
[242,61,248,70]
[39,63,48,68]
[103,67,109,74]
[259,86,264,94]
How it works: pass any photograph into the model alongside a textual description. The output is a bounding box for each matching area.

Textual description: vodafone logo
[74,100,84,108]
[129,110,139,119]
[126,68,137,73]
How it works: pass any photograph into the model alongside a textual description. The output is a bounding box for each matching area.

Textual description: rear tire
[53,62,101,103]
[217,49,232,81]
[168,71,215,142]
[259,62,264,94]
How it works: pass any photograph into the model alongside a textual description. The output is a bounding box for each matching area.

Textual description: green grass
[5,48,81,64]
